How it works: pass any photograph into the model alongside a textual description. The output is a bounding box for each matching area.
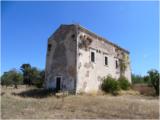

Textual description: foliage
[1,69,23,88]
[147,69,159,95]
[132,69,159,96]
[119,53,129,77]
[118,76,130,90]
[20,64,32,85]
[31,68,44,88]
[39,70,45,88]
[1,64,45,88]
[101,75,120,95]
[1,72,13,87]
[11,70,23,88]
[30,67,41,84]
[20,64,44,88]
[131,74,145,84]
[119,60,127,76]
[143,75,151,85]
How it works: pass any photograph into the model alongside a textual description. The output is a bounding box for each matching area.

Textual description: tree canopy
[1,64,45,88]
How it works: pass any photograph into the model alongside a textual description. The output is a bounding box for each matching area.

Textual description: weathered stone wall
[45,25,77,92]
[76,29,131,93]
[45,24,131,94]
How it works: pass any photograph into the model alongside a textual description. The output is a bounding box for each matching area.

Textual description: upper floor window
[48,44,52,52]
[71,34,75,38]
[115,60,118,68]
[105,56,108,66]
[91,51,95,62]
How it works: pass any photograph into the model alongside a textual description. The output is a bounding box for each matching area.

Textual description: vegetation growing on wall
[119,53,129,77]
[79,35,92,50]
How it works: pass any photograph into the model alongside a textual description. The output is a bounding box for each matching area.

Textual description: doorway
[56,76,61,91]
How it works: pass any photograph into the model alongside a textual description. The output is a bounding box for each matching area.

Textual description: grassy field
[1,85,159,119]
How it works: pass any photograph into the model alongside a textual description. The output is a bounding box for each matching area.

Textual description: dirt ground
[1,86,159,119]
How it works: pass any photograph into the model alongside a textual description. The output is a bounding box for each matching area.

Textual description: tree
[143,75,151,85]
[20,64,45,87]
[1,70,23,88]
[31,68,45,88]
[30,67,40,84]
[39,70,45,88]
[20,64,32,85]
[131,74,144,84]
[11,70,23,88]
[147,69,159,95]
[1,72,13,87]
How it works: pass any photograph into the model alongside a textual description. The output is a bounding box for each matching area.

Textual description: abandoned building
[44,24,131,93]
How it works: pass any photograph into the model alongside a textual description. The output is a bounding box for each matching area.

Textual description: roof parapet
[50,24,130,54]
[76,24,129,54]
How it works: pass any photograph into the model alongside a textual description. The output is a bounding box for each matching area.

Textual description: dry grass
[132,84,156,96]
[1,85,159,119]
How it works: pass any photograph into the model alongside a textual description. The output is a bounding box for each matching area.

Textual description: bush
[101,76,120,95]
[118,76,130,90]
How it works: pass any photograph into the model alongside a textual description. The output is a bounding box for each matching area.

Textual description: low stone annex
[44,24,131,93]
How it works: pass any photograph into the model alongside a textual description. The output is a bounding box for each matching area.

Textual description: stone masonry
[45,24,131,93]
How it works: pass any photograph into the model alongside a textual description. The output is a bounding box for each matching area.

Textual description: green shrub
[118,76,130,90]
[101,76,120,95]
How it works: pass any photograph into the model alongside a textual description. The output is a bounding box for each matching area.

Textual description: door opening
[56,77,61,91]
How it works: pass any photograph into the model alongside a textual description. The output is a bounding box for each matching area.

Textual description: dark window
[96,50,99,53]
[48,44,52,52]
[105,56,108,66]
[91,52,95,62]
[80,35,83,39]
[71,34,75,38]
[116,60,118,68]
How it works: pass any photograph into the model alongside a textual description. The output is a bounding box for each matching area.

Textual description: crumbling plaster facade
[45,24,131,93]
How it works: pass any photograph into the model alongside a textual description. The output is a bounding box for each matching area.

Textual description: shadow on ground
[12,89,56,98]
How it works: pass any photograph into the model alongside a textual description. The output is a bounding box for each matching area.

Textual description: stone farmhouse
[44,24,131,93]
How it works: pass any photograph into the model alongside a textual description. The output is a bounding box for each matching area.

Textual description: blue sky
[1,1,159,75]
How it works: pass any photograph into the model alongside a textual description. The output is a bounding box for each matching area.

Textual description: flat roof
[61,24,129,54]
[77,24,130,54]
